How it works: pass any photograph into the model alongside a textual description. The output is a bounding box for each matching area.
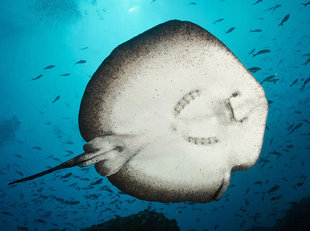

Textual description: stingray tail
[8,153,86,185]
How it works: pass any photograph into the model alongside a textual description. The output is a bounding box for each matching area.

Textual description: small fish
[252,0,262,5]
[302,119,310,124]
[59,73,71,76]
[253,49,271,57]
[226,27,235,33]
[269,150,282,157]
[265,4,281,13]
[250,29,262,32]
[278,14,290,26]
[32,74,43,80]
[260,74,276,84]
[303,57,310,65]
[189,2,197,5]
[16,170,24,176]
[301,76,310,90]
[302,53,310,57]
[32,146,42,150]
[52,95,60,104]
[248,48,256,55]
[268,185,279,193]
[286,144,294,149]
[35,219,46,224]
[290,79,299,87]
[271,195,282,200]
[17,226,28,231]
[269,78,279,84]
[254,181,263,185]
[43,65,55,70]
[60,173,72,179]
[75,60,87,64]
[91,178,103,185]
[80,47,88,50]
[287,124,294,131]
[248,67,261,73]
[268,100,274,104]
[289,123,303,134]
[269,138,274,145]
[301,1,310,7]
[213,18,224,24]
[14,154,22,158]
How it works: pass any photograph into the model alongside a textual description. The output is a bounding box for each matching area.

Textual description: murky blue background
[0,0,309,230]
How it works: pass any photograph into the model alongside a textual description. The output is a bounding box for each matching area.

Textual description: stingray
[9,20,268,203]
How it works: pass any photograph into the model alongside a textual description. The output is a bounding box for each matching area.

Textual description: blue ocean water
[0,0,310,230]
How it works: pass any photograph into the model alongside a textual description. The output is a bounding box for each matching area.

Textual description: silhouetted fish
[248,48,256,55]
[52,95,60,103]
[269,150,282,157]
[80,47,88,50]
[253,49,270,57]
[303,57,310,65]
[32,146,42,150]
[59,73,71,76]
[250,29,262,32]
[226,27,235,33]
[91,178,103,185]
[15,170,24,176]
[301,76,310,90]
[43,65,55,70]
[278,14,290,26]
[289,123,303,134]
[265,4,281,12]
[301,1,310,7]
[213,18,224,24]
[252,0,262,5]
[290,78,298,87]
[189,2,197,5]
[60,173,72,179]
[296,182,304,186]
[268,185,279,193]
[32,74,43,80]
[248,67,261,73]
[75,60,87,64]
[65,150,74,154]
[302,119,310,124]
[260,74,276,84]
[271,195,282,200]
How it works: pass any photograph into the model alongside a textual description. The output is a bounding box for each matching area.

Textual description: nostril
[115,146,124,152]
[232,91,240,97]
[226,92,248,123]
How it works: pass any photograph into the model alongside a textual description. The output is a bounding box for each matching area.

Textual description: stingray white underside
[79,20,268,202]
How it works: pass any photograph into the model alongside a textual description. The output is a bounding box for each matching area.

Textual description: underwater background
[1,0,310,230]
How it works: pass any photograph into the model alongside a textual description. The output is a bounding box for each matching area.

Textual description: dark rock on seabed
[247,196,310,231]
[82,209,180,231]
